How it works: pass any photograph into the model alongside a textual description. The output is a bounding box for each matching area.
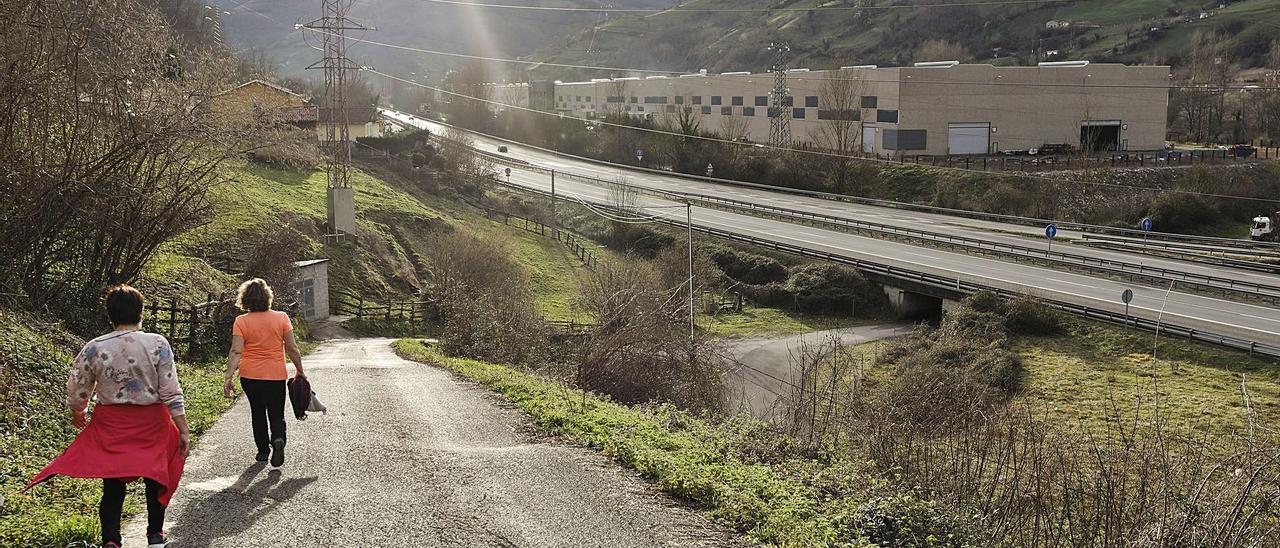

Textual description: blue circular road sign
[1140,217,1154,232]
[1045,224,1057,239]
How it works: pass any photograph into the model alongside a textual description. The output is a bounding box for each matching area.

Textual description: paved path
[723,323,913,419]
[125,339,744,547]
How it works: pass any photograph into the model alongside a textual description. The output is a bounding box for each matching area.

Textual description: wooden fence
[146,298,230,358]
[331,287,436,323]
[487,209,601,270]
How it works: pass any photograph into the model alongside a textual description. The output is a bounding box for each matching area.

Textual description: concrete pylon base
[327,186,356,235]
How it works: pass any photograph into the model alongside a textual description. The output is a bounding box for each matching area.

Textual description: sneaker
[255,449,270,462]
[270,438,285,467]
[147,531,169,547]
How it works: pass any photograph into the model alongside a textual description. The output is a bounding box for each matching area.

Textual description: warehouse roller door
[948,123,990,155]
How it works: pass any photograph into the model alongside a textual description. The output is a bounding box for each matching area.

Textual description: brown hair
[105,284,145,326]
[235,278,274,313]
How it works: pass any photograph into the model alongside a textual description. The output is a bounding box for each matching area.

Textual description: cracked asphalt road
[124,338,745,547]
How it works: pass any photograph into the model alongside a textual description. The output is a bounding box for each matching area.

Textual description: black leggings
[241,377,287,452]
[101,478,164,542]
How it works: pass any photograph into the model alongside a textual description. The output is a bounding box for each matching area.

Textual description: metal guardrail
[679,194,1280,301]
[386,110,1280,252]
[465,143,1280,301]
[1079,232,1280,260]
[492,178,1280,360]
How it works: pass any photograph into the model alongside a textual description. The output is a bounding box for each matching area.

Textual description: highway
[381,110,1280,353]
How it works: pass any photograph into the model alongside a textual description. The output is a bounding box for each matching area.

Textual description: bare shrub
[248,126,323,170]
[578,258,724,412]
[425,229,548,365]
[779,290,1280,546]
[0,0,243,329]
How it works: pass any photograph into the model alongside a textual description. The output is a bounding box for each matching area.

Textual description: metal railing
[388,110,1280,252]
[493,178,1280,359]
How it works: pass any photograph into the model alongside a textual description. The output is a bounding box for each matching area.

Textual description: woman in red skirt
[25,285,190,548]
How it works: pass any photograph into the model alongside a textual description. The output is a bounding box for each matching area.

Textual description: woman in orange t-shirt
[223,278,306,467]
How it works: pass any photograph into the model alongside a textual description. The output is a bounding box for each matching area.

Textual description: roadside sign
[1044,223,1057,256]
[504,167,511,177]
[1140,217,1153,232]
[635,149,644,163]
[706,163,714,177]
[1121,288,1134,328]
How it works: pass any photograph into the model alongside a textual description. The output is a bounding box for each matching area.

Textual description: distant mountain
[209,0,672,78]
[527,0,1280,79]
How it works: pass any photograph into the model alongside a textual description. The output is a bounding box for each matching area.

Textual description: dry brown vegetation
[782,292,1280,546]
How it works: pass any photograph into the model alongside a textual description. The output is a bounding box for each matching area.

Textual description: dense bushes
[709,246,788,285]
[877,292,1061,427]
[425,228,549,366]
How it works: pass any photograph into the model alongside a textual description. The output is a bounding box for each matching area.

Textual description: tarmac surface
[124,338,746,547]
[723,323,912,418]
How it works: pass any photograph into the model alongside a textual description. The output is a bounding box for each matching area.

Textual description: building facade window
[732,96,744,106]
[742,107,756,117]
[793,107,806,119]
[805,96,819,107]
[711,96,723,105]
[817,109,859,121]
[630,96,638,103]
[721,106,733,115]
[783,96,794,107]
[861,95,878,109]
[883,128,927,150]
[607,96,625,103]
[701,106,712,115]
[692,96,702,105]
[755,96,768,106]
[644,96,668,104]
[675,95,684,104]
[876,109,899,123]
[637,106,645,112]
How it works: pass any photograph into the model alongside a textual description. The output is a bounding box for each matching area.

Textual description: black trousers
[101,478,164,542]
[241,377,287,452]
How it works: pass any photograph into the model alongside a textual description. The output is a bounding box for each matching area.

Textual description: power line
[309,29,1279,93]
[417,0,1075,13]
[373,68,1279,204]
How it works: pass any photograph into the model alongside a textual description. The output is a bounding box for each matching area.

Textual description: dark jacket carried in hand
[287,376,327,420]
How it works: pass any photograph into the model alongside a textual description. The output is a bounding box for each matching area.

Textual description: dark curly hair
[235,278,274,313]
[105,284,145,326]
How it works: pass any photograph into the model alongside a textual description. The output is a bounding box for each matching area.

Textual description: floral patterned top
[66,329,185,417]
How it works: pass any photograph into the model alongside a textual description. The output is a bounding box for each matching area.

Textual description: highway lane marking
[691,214,1280,333]
[531,181,1280,334]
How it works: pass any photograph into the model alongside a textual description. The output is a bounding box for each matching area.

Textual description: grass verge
[391,338,970,547]
[0,311,233,547]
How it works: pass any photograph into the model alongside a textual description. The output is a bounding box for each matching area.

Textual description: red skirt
[24,403,186,506]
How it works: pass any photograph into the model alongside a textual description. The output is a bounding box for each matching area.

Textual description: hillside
[530,0,1280,77]
[208,0,670,78]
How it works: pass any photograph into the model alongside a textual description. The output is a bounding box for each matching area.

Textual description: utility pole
[687,202,695,343]
[550,170,557,236]
[768,41,792,151]
[303,0,371,236]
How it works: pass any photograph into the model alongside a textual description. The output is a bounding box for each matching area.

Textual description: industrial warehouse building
[489,61,1170,156]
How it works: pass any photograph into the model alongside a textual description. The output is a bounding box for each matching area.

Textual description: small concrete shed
[294,259,330,321]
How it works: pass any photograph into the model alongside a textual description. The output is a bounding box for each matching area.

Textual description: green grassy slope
[533,0,1277,77]
[0,311,232,547]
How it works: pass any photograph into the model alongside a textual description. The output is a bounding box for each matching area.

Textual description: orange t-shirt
[232,311,293,381]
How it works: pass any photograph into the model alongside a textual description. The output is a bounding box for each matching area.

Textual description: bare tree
[0,0,244,325]
[1173,32,1233,144]
[913,39,974,62]
[443,60,494,130]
